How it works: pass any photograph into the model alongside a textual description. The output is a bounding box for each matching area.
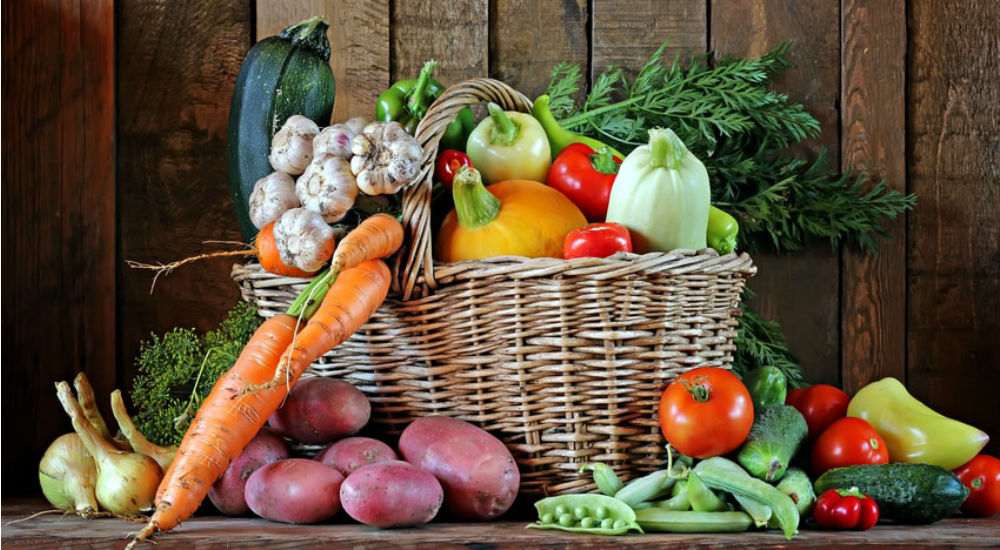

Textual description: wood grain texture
[391,0,488,84]
[256,1,389,122]
[839,0,908,393]
[907,0,1000,455]
[711,0,843,386]
[116,0,250,398]
[3,499,1000,550]
[490,0,588,101]
[586,0,705,258]
[592,0,706,81]
[1,0,115,496]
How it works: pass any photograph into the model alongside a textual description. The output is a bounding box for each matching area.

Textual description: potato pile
[208,376,520,526]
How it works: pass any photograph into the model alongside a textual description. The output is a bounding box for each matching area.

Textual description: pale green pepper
[605,128,711,253]
[847,377,989,470]
[466,102,550,185]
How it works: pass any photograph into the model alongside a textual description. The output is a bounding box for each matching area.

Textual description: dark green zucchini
[227,16,336,241]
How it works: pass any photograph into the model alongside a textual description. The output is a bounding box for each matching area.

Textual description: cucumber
[227,16,336,241]
[737,404,807,482]
[813,463,969,524]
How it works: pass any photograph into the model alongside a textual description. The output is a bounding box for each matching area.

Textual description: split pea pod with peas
[527,494,644,535]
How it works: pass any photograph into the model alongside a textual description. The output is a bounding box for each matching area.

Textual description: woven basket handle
[393,78,533,300]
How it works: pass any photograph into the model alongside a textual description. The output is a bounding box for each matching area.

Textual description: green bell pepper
[375,59,474,150]
[707,205,739,255]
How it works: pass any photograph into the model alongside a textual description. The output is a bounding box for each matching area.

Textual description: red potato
[245,458,344,524]
[208,427,290,516]
[268,377,371,445]
[340,460,444,528]
[398,416,520,520]
[316,437,398,476]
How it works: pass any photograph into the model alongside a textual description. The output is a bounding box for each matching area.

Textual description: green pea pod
[649,486,691,511]
[767,468,815,529]
[579,463,625,497]
[527,494,643,535]
[743,365,788,409]
[707,205,740,255]
[613,454,689,509]
[687,472,729,512]
[733,494,772,528]
[693,457,799,540]
[635,509,753,533]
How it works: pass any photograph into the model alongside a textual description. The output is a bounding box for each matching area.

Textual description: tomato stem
[681,375,712,402]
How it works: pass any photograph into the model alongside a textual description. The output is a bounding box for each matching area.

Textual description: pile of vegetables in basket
[525,366,997,538]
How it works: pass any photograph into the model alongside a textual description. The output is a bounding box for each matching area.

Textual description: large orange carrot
[127,260,390,547]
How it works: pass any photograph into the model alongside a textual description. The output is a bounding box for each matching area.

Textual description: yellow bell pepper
[847,377,989,470]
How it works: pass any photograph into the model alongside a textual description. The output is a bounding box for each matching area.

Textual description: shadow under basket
[232,77,756,496]
[232,249,755,496]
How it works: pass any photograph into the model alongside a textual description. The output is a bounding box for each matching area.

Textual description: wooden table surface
[2,499,998,550]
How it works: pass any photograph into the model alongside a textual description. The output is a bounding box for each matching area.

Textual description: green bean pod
[687,472,730,512]
[579,463,624,497]
[527,493,643,535]
[635,509,753,533]
[693,457,799,539]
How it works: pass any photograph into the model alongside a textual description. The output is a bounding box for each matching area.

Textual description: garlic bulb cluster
[250,113,423,276]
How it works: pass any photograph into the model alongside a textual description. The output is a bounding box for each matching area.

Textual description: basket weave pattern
[232,79,756,496]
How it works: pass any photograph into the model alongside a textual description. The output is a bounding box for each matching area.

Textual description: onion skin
[39,433,99,516]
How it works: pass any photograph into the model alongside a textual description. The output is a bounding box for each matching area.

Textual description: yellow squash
[435,167,586,262]
[847,377,989,470]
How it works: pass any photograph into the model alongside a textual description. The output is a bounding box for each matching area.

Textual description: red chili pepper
[563,222,633,259]
[814,487,880,530]
[546,142,622,223]
[435,149,473,189]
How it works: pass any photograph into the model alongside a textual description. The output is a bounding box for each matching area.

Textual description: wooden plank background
[3,0,998,496]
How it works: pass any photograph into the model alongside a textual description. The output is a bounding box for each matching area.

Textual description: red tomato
[659,367,754,459]
[786,384,850,442]
[953,454,1000,517]
[811,417,889,476]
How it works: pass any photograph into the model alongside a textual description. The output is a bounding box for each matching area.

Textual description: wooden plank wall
[3,0,998,496]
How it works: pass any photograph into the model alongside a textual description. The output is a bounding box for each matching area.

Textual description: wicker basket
[231,78,756,496]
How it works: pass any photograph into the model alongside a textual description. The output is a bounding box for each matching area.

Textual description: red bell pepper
[435,149,473,189]
[814,487,880,530]
[563,222,633,259]
[546,143,621,222]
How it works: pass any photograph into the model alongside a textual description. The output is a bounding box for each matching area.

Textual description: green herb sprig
[130,302,262,446]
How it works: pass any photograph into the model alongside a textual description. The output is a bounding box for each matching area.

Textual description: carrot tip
[125,522,157,550]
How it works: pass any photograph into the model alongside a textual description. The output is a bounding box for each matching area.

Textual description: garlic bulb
[272,207,336,273]
[296,155,359,223]
[249,172,299,229]
[313,116,369,158]
[350,121,423,195]
[269,115,320,175]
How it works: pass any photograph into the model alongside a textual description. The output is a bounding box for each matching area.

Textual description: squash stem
[280,16,331,60]
[452,166,501,229]
[647,128,686,170]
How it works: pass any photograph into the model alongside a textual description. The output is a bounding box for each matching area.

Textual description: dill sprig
[130,301,262,446]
